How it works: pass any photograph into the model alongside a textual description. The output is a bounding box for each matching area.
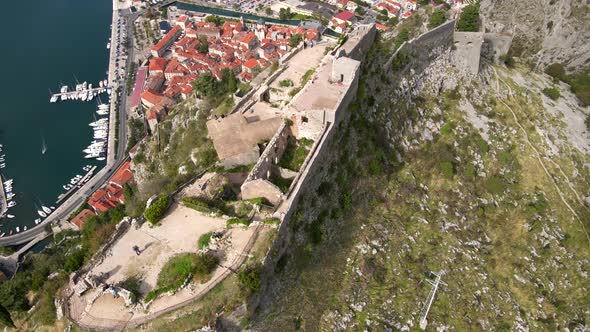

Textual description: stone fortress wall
[245,25,375,305]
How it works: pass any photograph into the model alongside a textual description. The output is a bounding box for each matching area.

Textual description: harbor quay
[0,0,130,247]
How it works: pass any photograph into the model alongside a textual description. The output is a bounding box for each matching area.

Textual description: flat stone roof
[207,113,283,160]
[289,55,359,113]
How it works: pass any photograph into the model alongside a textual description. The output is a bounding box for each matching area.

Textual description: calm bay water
[0,0,112,234]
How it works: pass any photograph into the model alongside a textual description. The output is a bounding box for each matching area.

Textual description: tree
[64,249,86,273]
[289,33,303,48]
[192,72,220,99]
[0,303,14,328]
[205,15,225,27]
[428,9,446,29]
[265,7,272,16]
[197,35,209,54]
[279,7,293,20]
[144,195,171,224]
[387,16,399,27]
[221,68,238,93]
[238,265,261,293]
[456,3,479,32]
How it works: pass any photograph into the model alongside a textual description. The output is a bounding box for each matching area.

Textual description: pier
[56,166,97,204]
[50,87,110,103]
[0,174,7,218]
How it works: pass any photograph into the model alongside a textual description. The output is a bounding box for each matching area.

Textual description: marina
[50,80,112,103]
[0,0,113,244]
[57,165,97,204]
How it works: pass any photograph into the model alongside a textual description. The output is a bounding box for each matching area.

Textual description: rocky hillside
[248,29,590,331]
[480,0,590,71]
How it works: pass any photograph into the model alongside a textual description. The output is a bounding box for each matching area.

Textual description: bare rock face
[480,0,590,71]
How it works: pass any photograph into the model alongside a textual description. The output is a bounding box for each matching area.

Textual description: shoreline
[0,0,126,247]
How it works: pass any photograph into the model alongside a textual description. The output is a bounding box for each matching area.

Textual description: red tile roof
[149,58,168,72]
[71,209,95,230]
[243,58,260,70]
[334,11,355,21]
[110,161,134,188]
[151,25,182,53]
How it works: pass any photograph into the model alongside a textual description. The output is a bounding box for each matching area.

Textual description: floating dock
[50,87,110,103]
[0,174,7,218]
[56,166,97,204]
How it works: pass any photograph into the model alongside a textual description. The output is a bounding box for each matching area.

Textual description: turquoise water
[0,0,112,234]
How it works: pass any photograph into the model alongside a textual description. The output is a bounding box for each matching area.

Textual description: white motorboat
[42,206,51,214]
[97,157,106,161]
[50,95,58,103]
[15,227,20,233]
[24,226,27,231]
[35,219,41,224]
[37,210,47,218]
[6,215,14,218]
[7,201,16,207]
[63,184,71,190]
[0,233,5,238]
[50,206,55,210]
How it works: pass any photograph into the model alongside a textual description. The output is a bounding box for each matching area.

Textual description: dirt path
[491,66,590,245]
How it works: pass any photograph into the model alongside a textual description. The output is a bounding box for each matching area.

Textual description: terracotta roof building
[71,209,96,230]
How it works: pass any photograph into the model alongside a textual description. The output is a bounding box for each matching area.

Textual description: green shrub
[456,3,479,32]
[193,253,219,277]
[428,9,446,29]
[500,54,515,68]
[279,79,293,87]
[157,253,195,289]
[238,265,261,293]
[0,303,14,328]
[198,232,213,249]
[464,163,476,178]
[485,176,507,195]
[144,195,171,224]
[543,87,561,100]
[278,138,314,171]
[368,158,382,175]
[545,63,565,82]
[118,276,142,303]
[476,137,489,154]
[64,249,86,273]
[261,218,280,225]
[439,161,455,179]
[226,218,249,228]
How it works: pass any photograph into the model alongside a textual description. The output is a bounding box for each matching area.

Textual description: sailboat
[41,136,47,155]
[37,210,47,218]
